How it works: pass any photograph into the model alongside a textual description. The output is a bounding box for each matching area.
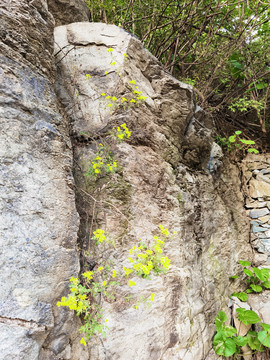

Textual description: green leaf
[262,323,270,332]
[246,289,253,293]
[224,326,237,338]
[230,60,244,70]
[231,292,248,302]
[258,331,270,347]
[250,284,262,293]
[228,135,236,143]
[247,148,259,154]
[230,275,239,279]
[236,308,261,325]
[256,81,268,90]
[243,268,253,277]
[235,131,242,135]
[213,333,237,357]
[215,311,227,331]
[239,139,255,145]
[247,331,264,351]
[253,267,270,282]
[235,335,248,347]
[239,260,251,267]
[262,280,270,288]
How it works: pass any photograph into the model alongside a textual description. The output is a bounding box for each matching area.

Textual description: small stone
[246,201,266,208]
[249,208,270,219]
[245,200,256,209]
[254,243,266,253]
[261,169,270,175]
[249,179,270,199]
[252,226,268,233]
[258,233,267,239]
[260,239,270,251]
[251,220,262,226]
[256,173,270,184]
[258,215,270,223]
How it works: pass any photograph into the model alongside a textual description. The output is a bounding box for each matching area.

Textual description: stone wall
[242,154,270,260]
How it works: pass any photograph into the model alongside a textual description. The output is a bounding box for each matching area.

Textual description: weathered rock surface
[48,0,90,26]
[0,1,83,359]
[54,23,252,359]
[1,1,268,358]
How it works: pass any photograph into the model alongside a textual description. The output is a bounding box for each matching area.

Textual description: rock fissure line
[0,315,46,331]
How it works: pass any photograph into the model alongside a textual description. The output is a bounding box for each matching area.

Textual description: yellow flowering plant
[123,225,172,280]
[86,142,118,180]
[57,226,174,345]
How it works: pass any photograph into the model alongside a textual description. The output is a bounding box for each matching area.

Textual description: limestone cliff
[0,1,269,360]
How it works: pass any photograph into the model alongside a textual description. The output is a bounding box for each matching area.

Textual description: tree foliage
[86,0,270,136]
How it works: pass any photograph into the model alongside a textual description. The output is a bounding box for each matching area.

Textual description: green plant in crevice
[230,260,270,302]
[112,123,131,143]
[57,225,174,345]
[213,260,270,358]
[86,143,118,180]
[213,309,270,357]
[84,122,131,181]
[215,130,259,154]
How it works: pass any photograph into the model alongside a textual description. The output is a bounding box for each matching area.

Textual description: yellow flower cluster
[83,271,93,280]
[93,229,107,243]
[57,292,88,312]
[113,123,131,143]
[87,144,117,179]
[57,224,174,345]
[124,225,172,279]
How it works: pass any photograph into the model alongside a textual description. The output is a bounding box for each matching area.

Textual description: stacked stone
[243,155,270,259]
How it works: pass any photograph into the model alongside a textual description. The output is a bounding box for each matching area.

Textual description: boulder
[54,22,251,359]
[0,1,82,359]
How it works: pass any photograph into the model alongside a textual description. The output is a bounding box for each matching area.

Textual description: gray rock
[249,179,270,199]
[249,208,270,219]
[261,168,270,174]
[54,22,251,360]
[0,1,82,359]
[252,226,268,233]
[47,0,90,26]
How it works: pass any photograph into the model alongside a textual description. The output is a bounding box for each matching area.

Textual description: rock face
[54,23,252,359]
[1,1,268,358]
[48,0,90,26]
[0,1,88,359]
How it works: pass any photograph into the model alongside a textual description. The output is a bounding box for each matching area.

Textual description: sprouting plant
[85,143,117,180]
[213,260,270,358]
[100,79,147,113]
[230,260,270,302]
[213,310,270,358]
[215,130,259,154]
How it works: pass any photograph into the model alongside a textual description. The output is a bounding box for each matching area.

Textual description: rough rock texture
[47,0,90,26]
[54,23,252,360]
[0,1,84,359]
